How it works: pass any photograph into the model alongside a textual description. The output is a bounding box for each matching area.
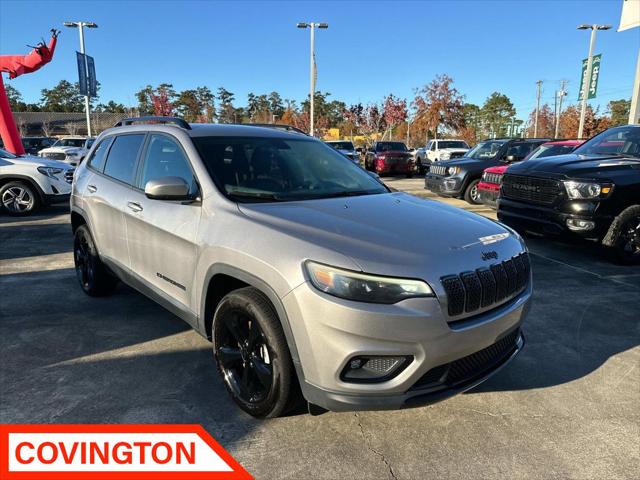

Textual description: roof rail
[242,123,308,135]
[114,116,191,130]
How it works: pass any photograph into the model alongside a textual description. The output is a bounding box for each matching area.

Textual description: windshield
[465,140,507,159]
[328,141,354,150]
[0,148,18,159]
[573,126,640,158]
[525,144,578,161]
[53,138,85,148]
[437,141,468,149]
[376,142,407,152]
[193,136,388,202]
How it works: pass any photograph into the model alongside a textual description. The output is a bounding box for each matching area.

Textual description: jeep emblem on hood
[482,251,498,261]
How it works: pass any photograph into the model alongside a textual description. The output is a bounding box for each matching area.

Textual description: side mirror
[144,176,192,201]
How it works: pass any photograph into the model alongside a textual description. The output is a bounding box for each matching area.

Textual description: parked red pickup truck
[478,139,584,209]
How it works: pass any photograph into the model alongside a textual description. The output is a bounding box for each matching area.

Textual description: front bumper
[424,173,464,196]
[283,280,531,412]
[498,198,612,240]
[478,183,499,209]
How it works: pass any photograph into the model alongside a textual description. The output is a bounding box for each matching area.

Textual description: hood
[39,146,82,154]
[506,153,640,181]
[238,192,522,278]
[439,148,469,153]
[8,155,72,169]
[484,165,508,175]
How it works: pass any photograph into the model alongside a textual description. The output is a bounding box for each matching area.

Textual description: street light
[576,24,611,139]
[297,22,328,136]
[64,21,98,137]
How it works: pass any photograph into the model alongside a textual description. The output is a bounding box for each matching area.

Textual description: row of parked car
[1,135,95,164]
[424,125,640,264]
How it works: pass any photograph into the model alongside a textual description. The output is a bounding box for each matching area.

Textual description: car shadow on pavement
[469,248,639,395]
[0,268,257,446]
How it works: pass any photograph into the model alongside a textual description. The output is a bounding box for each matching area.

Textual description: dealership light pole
[577,24,610,139]
[64,21,98,137]
[297,22,328,136]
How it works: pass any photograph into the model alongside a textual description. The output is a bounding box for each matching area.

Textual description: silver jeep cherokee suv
[71,117,531,418]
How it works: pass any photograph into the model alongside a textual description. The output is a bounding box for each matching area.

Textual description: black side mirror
[145,176,192,201]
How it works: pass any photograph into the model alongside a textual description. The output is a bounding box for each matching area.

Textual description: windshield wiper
[227,191,287,202]
[308,190,384,199]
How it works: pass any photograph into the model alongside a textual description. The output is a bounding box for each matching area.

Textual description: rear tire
[0,181,39,216]
[212,287,297,418]
[464,179,482,205]
[602,205,640,265]
[73,225,118,296]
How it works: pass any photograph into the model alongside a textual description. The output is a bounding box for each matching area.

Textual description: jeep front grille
[501,174,561,205]
[482,172,503,185]
[441,252,530,317]
[430,164,447,176]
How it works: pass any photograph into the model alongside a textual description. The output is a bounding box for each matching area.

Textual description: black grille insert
[410,328,521,391]
[441,252,530,318]
[502,174,561,205]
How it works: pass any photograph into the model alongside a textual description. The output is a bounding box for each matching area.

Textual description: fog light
[566,218,595,231]
[443,179,457,190]
[341,355,411,383]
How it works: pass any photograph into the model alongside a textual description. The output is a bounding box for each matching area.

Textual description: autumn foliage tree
[526,104,555,138]
[558,105,610,139]
[382,94,407,139]
[412,74,465,139]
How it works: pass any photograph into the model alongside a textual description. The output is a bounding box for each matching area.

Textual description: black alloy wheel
[216,310,274,405]
[212,287,297,418]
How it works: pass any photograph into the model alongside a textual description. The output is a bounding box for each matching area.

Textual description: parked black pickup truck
[498,125,640,264]
[425,138,550,204]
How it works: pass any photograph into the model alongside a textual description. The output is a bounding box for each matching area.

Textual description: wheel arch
[0,174,46,204]
[200,264,302,368]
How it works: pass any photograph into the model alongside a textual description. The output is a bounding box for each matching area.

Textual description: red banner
[0,424,252,480]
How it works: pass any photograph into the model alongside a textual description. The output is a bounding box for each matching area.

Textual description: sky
[1,0,638,122]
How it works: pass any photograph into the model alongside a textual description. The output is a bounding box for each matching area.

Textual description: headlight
[563,181,613,200]
[447,166,460,175]
[440,152,451,159]
[67,152,79,157]
[37,166,64,178]
[305,261,434,304]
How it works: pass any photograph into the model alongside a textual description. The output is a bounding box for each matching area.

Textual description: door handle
[87,184,97,193]
[127,202,143,213]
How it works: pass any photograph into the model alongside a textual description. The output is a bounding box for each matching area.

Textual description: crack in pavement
[354,413,398,480]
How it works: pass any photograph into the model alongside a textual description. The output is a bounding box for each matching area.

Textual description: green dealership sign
[578,54,601,101]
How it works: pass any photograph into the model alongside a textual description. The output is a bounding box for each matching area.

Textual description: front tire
[0,181,39,216]
[73,225,118,296]
[464,179,482,205]
[603,205,640,265]
[212,287,297,418]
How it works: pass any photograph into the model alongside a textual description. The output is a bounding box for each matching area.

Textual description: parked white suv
[39,136,95,166]
[0,147,74,215]
[416,139,470,173]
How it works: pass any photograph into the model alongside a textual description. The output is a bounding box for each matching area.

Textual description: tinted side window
[87,137,113,172]
[139,135,195,191]
[103,134,145,184]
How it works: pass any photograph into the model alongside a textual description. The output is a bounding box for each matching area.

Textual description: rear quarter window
[87,137,113,172]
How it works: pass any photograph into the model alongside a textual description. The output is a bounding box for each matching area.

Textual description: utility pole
[534,80,542,137]
[555,80,567,138]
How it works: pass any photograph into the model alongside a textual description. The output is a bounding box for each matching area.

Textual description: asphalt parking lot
[1,180,639,480]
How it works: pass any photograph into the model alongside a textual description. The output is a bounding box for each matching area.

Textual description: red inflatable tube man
[0,29,59,155]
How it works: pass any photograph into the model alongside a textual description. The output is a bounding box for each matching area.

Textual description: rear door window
[103,134,145,185]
